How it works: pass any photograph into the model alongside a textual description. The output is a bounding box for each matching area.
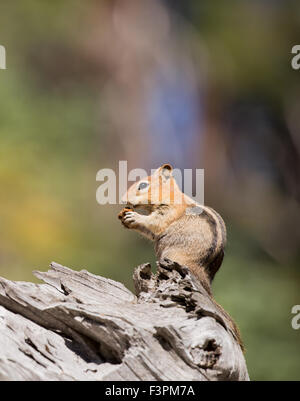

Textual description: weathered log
[0,259,249,381]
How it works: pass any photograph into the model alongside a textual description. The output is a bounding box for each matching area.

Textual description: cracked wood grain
[0,260,249,381]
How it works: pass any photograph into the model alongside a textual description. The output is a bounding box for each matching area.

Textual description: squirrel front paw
[118,208,141,229]
[118,207,133,220]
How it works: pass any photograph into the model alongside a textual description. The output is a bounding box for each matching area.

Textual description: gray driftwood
[0,259,249,381]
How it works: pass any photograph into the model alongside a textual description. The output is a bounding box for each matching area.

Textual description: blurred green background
[0,0,300,380]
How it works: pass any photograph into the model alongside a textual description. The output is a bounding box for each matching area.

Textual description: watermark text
[96,161,204,207]
[291,305,300,330]
[291,45,300,70]
[0,45,6,69]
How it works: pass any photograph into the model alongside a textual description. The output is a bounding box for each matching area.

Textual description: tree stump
[0,260,249,381]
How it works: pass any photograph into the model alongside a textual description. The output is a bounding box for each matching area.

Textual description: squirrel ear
[161,163,173,173]
[157,163,173,180]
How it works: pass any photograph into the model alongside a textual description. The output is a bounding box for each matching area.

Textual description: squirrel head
[121,164,185,208]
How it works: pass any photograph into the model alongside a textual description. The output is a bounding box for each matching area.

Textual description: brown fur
[118,164,244,350]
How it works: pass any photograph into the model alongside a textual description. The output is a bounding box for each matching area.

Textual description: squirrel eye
[138,182,149,191]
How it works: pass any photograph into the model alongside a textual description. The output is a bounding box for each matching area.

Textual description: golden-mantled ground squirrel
[118,163,243,349]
